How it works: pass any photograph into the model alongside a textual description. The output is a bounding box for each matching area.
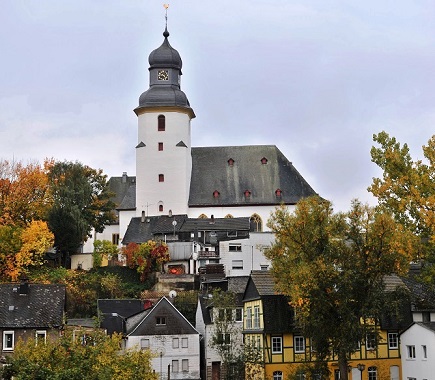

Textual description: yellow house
[242,271,408,380]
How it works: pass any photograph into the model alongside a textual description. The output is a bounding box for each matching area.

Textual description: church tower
[134,26,195,218]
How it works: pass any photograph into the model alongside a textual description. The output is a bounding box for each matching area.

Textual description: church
[76,25,317,276]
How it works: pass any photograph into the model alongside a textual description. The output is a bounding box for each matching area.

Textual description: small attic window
[213,190,220,198]
[228,158,235,166]
[261,157,268,164]
[275,189,283,197]
[244,190,251,198]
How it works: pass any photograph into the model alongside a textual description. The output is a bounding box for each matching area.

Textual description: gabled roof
[0,283,65,329]
[400,321,435,336]
[242,271,294,333]
[189,145,317,207]
[97,299,147,335]
[108,175,136,211]
[243,270,277,301]
[126,296,198,336]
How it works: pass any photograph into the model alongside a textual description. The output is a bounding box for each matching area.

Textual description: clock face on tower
[157,70,169,81]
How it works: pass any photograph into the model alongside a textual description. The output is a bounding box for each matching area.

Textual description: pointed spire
[164,4,169,37]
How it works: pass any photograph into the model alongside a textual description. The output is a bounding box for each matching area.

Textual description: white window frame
[407,345,416,359]
[246,307,252,329]
[422,344,427,359]
[368,366,377,380]
[140,338,150,350]
[253,306,260,328]
[273,371,283,380]
[294,335,305,353]
[232,260,243,270]
[228,243,242,252]
[172,338,179,348]
[172,360,179,372]
[182,359,189,372]
[366,333,376,350]
[235,308,243,322]
[36,330,47,345]
[388,332,398,349]
[3,331,14,351]
[272,336,282,354]
[156,316,166,325]
[181,337,188,348]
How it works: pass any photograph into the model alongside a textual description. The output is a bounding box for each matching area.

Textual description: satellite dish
[169,290,177,299]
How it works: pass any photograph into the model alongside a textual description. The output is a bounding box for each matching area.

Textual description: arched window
[228,158,235,166]
[250,214,262,232]
[213,190,220,198]
[159,174,164,182]
[273,371,283,380]
[198,214,208,219]
[158,202,163,212]
[261,157,268,164]
[368,366,377,380]
[158,115,165,131]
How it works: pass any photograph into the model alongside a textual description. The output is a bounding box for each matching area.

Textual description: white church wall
[136,110,192,217]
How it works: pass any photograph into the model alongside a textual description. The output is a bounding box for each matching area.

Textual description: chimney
[122,172,127,183]
[141,210,146,223]
[19,277,29,295]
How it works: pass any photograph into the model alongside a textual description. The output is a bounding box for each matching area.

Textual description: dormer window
[228,158,235,166]
[213,190,220,198]
[275,189,282,197]
[261,157,268,164]
[244,190,251,198]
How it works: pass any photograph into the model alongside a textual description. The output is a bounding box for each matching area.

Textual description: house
[97,298,149,335]
[0,281,65,355]
[118,296,201,379]
[400,322,434,380]
[242,271,407,380]
[77,21,317,273]
[195,276,249,380]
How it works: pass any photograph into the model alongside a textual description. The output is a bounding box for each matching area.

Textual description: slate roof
[97,299,147,335]
[189,145,317,207]
[0,283,65,329]
[126,297,198,336]
[122,215,250,245]
[108,174,136,210]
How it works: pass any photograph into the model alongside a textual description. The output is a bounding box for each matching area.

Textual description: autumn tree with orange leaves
[122,240,169,281]
[265,197,417,380]
[0,159,53,227]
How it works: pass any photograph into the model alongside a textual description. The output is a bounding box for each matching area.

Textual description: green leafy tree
[47,161,115,266]
[208,289,245,380]
[369,132,435,277]
[265,197,416,380]
[0,330,158,380]
[93,239,119,268]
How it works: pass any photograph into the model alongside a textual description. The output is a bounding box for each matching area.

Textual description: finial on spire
[163,4,170,38]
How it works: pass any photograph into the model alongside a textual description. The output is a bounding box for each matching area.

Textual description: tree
[0,159,52,227]
[122,240,169,281]
[0,330,158,380]
[0,221,54,281]
[93,240,119,268]
[265,197,416,380]
[47,161,115,266]
[369,132,435,267]
[208,290,245,380]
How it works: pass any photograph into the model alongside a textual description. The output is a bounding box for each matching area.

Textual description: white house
[124,296,201,380]
[400,322,435,380]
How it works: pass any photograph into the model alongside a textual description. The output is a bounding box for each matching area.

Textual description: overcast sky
[1,1,434,212]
